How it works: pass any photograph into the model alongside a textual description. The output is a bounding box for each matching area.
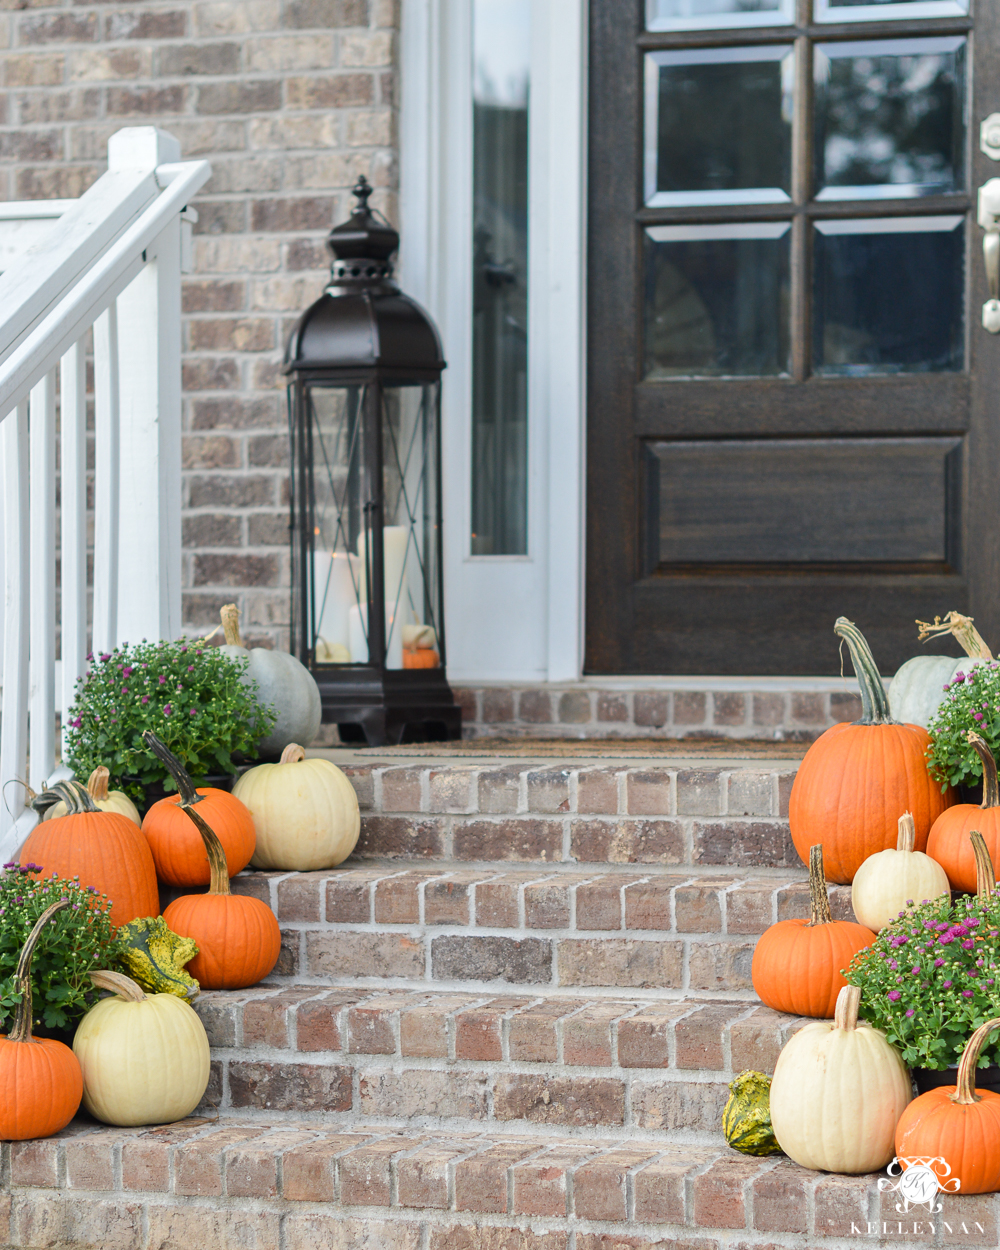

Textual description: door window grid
[645,0,968,29]
[640,11,970,382]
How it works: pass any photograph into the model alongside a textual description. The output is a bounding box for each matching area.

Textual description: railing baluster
[28,371,56,791]
[92,305,119,656]
[60,339,87,755]
[0,402,30,840]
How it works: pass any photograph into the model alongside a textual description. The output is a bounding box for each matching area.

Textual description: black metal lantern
[284,177,461,745]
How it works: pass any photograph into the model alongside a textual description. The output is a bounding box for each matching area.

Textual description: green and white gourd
[888,612,992,728]
[219,604,322,757]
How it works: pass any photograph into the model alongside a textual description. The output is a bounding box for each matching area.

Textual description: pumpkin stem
[9,899,72,1043]
[29,779,99,819]
[966,732,1000,810]
[971,830,996,900]
[87,767,111,803]
[896,811,916,853]
[834,984,861,1031]
[917,612,993,661]
[279,743,306,764]
[220,603,243,649]
[88,969,146,1002]
[808,844,833,926]
[952,1016,1000,1105]
[141,731,231,897]
[833,618,894,725]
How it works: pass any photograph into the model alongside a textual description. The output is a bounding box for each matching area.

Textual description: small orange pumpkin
[751,844,876,1019]
[0,900,84,1140]
[142,786,255,887]
[145,733,281,990]
[402,648,440,669]
[926,732,1000,892]
[789,618,953,884]
[895,1015,1000,1194]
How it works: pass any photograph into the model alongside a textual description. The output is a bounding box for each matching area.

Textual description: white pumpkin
[43,767,140,826]
[889,612,991,728]
[219,603,322,756]
[852,811,950,931]
[769,985,911,1174]
[231,743,360,870]
[73,971,210,1127]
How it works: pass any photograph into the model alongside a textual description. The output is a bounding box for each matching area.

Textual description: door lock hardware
[982,114,1000,162]
[978,178,1000,333]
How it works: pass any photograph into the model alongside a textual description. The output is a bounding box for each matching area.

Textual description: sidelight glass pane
[815,0,968,23]
[815,38,966,200]
[644,47,794,206]
[471,0,529,556]
[813,217,964,375]
[644,223,791,378]
[646,0,792,31]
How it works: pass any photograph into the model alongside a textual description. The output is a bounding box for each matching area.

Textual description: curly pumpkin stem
[917,612,993,661]
[896,811,916,853]
[833,617,894,725]
[808,844,833,926]
[279,743,306,764]
[952,1016,1000,1105]
[30,779,98,819]
[971,830,996,900]
[220,603,243,649]
[89,969,146,1001]
[141,731,231,897]
[834,984,861,1031]
[87,767,111,803]
[9,899,72,1043]
[966,732,1000,810]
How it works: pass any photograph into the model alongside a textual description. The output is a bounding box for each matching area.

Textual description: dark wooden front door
[587,0,1000,676]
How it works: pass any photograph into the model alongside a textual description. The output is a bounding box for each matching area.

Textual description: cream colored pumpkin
[232,743,360,870]
[73,971,210,1127]
[888,612,992,728]
[852,811,950,931]
[43,767,140,826]
[769,985,911,1174]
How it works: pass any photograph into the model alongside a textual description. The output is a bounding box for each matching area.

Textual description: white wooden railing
[0,127,211,858]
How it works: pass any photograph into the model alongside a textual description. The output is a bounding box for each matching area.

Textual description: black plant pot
[913,1064,1000,1097]
[131,773,235,818]
[957,782,985,806]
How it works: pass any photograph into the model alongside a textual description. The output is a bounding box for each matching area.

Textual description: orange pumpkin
[145,733,281,990]
[895,1016,1000,1195]
[402,648,440,669]
[20,782,159,927]
[926,732,1000,892]
[0,900,84,1140]
[142,787,255,887]
[789,618,953,884]
[751,844,876,1019]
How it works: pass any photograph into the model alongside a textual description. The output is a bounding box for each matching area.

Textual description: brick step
[193,983,812,1142]
[5,1114,973,1250]
[222,863,854,994]
[334,756,801,867]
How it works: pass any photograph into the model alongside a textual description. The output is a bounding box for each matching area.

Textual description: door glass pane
[646,0,793,31]
[471,0,529,556]
[644,47,794,206]
[815,0,968,23]
[813,217,964,376]
[815,38,966,200]
[644,223,791,378]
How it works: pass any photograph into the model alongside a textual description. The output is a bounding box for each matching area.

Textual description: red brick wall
[0,0,398,647]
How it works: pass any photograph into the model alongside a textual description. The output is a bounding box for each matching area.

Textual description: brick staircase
[3,747,995,1248]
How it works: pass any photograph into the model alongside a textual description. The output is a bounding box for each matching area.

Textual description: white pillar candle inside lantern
[315,550,361,653]
[356,525,411,664]
[348,601,403,668]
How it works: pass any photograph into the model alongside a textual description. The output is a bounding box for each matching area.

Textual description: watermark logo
[878,1157,961,1214]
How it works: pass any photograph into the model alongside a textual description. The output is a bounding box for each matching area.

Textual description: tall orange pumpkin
[142,787,255,887]
[144,733,281,990]
[895,1016,1000,1195]
[751,844,876,1018]
[926,731,1000,892]
[0,900,84,1140]
[20,782,159,927]
[789,617,953,884]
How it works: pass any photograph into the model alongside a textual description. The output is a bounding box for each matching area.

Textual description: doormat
[336,736,811,760]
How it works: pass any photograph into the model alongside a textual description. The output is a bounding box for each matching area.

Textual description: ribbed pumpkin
[0,900,84,1140]
[770,985,911,1173]
[889,612,992,728]
[147,733,281,990]
[722,1071,781,1156]
[926,731,1000,892]
[73,970,210,1126]
[231,743,360,871]
[851,811,950,932]
[752,844,876,1019]
[19,781,159,927]
[40,767,140,826]
[895,1016,1000,1194]
[789,617,953,884]
[142,785,255,887]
